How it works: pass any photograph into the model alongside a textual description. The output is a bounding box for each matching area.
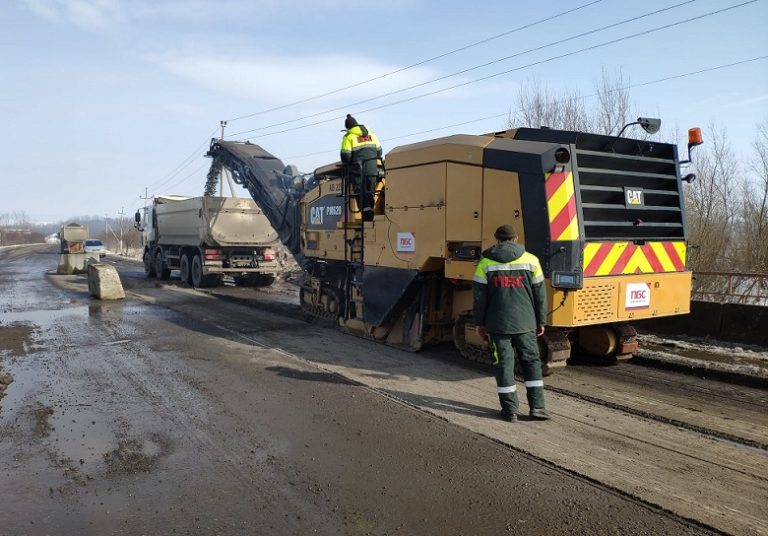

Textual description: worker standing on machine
[472,224,551,422]
[340,114,382,221]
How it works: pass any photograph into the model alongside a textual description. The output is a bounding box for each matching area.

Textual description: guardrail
[692,271,768,305]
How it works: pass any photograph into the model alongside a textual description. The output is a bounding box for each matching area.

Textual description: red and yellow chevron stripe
[583,241,686,276]
[545,171,579,241]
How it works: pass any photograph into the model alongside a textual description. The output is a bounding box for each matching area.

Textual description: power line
[281,54,768,162]
[224,0,603,123]
[229,0,700,138]
[240,0,756,142]
[159,162,210,194]
[145,126,219,192]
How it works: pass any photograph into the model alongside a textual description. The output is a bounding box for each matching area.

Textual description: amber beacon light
[680,127,703,176]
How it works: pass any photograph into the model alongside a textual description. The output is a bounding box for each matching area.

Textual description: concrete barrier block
[87,263,125,300]
[57,253,100,274]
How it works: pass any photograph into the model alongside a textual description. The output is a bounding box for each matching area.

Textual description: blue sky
[1,0,767,222]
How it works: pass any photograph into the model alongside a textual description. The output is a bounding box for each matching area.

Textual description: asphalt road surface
[0,245,731,535]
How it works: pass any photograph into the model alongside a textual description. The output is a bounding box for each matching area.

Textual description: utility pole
[140,187,151,208]
[220,120,227,140]
[104,214,109,243]
[117,207,126,256]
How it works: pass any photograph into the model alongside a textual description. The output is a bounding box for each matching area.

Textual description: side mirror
[134,211,141,223]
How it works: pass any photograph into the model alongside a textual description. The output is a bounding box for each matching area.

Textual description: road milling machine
[207,123,701,372]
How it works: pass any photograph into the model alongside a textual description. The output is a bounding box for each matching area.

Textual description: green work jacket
[472,241,547,334]
[340,125,382,177]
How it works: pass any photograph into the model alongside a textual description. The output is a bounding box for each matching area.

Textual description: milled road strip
[548,364,768,449]
[119,283,768,536]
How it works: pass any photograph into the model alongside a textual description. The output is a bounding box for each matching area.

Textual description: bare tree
[737,118,768,272]
[507,78,592,132]
[507,69,632,136]
[593,67,631,136]
[685,121,737,276]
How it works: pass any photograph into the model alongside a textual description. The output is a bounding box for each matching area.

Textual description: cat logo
[624,187,644,208]
[310,206,324,225]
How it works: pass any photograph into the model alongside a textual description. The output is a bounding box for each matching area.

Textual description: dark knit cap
[345,114,358,129]
[494,224,517,240]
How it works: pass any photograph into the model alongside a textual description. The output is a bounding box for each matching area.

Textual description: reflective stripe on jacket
[472,241,547,334]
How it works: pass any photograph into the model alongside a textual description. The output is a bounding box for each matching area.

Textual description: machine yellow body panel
[481,168,524,250]
[548,271,693,327]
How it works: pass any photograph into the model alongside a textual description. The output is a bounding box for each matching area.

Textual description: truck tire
[179,253,192,285]
[155,250,171,280]
[144,250,156,278]
[191,254,218,288]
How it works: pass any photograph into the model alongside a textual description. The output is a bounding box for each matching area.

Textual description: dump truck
[135,195,280,288]
[206,123,701,372]
[59,223,89,254]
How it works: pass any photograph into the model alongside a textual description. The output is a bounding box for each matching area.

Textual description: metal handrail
[691,270,768,305]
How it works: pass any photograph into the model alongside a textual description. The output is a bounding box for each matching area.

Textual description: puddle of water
[0,305,89,329]
[47,405,117,474]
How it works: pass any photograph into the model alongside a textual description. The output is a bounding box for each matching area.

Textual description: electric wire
[281,54,768,162]
[146,126,219,192]
[223,0,603,123]
[239,0,756,142]
[157,162,210,194]
[228,0,701,138]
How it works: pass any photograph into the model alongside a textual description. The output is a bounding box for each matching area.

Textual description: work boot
[500,412,518,423]
[529,408,551,420]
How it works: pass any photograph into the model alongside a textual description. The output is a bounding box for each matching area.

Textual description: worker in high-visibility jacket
[340,114,382,220]
[472,224,551,422]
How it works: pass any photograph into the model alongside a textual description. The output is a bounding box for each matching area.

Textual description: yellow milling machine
[206,123,702,373]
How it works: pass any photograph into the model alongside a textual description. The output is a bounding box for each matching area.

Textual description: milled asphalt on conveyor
[0,245,750,535]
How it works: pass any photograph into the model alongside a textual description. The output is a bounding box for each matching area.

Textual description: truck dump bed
[60,223,89,243]
[154,196,278,247]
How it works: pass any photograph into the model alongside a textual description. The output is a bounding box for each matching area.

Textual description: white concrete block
[87,263,125,300]
[57,253,100,274]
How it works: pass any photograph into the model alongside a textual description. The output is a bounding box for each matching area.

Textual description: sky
[1,0,767,223]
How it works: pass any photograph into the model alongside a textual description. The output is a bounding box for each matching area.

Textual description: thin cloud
[730,93,768,107]
[20,0,417,28]
[157,53,443,106]
[21,0,123,28]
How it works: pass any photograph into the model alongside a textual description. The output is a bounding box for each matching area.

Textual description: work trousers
[351,174,376,220]
[489,331,546,416]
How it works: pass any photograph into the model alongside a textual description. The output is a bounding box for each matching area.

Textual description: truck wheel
[144,251,156,278]
[190,254,216,288]
[179,254,191,285]
[155,250,171,280]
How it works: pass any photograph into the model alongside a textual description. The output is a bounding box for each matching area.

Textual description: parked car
[83,239,107,258]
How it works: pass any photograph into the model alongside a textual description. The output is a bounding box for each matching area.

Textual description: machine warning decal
[307,196,345,229]
[625,282,651,309]
[396,232,416,252]
[624,187,644,208]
